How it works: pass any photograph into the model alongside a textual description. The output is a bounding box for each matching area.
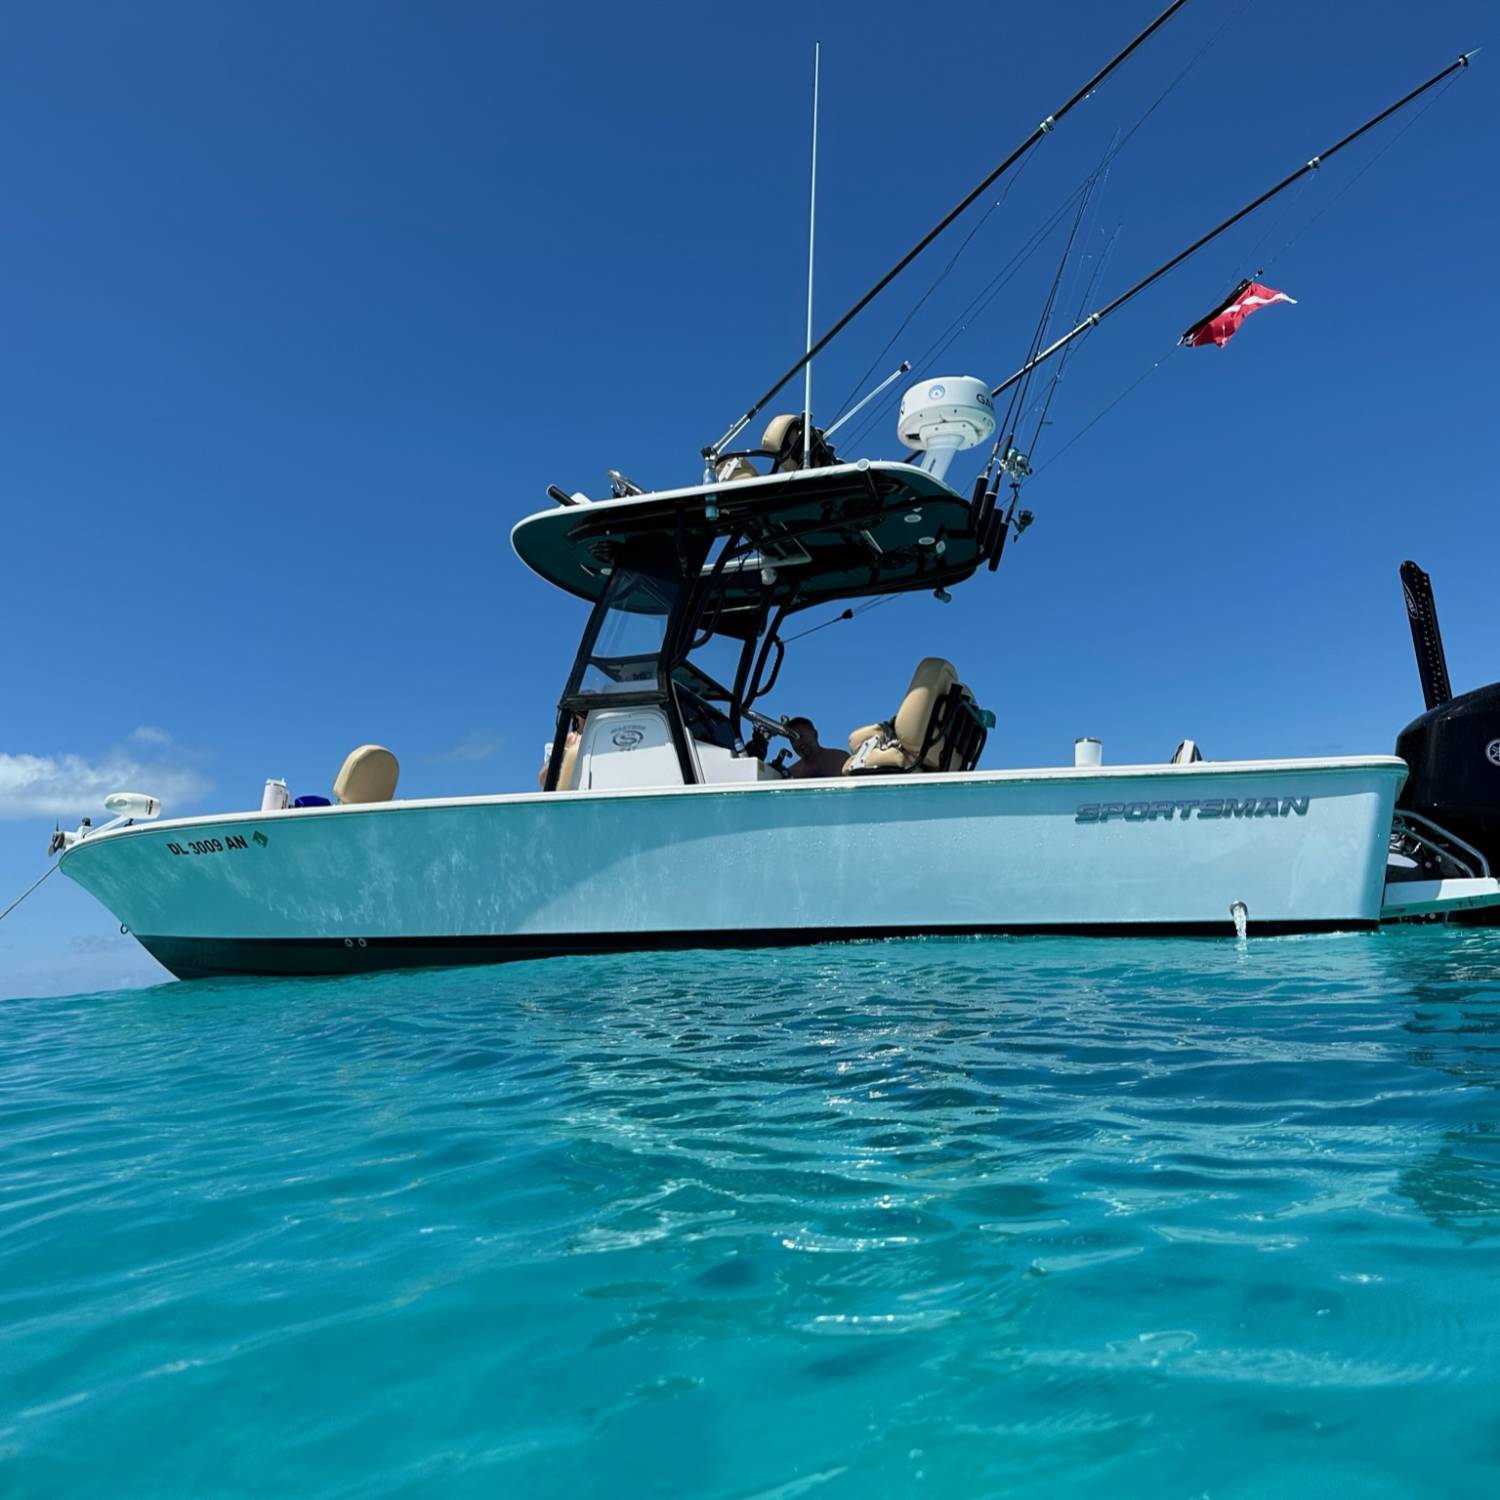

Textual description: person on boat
[785,717,848,779]
[538,714,584,789]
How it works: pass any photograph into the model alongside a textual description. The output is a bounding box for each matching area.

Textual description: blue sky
[1,0,1491,997]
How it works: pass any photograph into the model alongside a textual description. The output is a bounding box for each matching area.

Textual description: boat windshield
[577,566,680,696]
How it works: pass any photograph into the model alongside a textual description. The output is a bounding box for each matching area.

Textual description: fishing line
[1031,340,1180,476]
[1220,78,1449,292]
[988,51,1475,406]
[839,171,1111,452]
[838,195,1083,451]
[837,184,1088,450]
[1011,146,1105,435]
[1030,70,1461,483]
[845,135,1132,452]
[1242,173,1313,270]
[979,0,1249,394]
[1026,220,1123,462]
[1263,73,1460,269]
[837,0,1252,453]
[981,137,1115,496]
[705,0,1196,461]
[1041,136,1121,388]
[841,185,1119,452]
[830,152,1038,426]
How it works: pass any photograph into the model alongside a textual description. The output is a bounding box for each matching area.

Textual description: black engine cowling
[1395,680,1500,869]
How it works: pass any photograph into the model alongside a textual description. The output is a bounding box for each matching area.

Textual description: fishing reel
[1000,446,1032,485]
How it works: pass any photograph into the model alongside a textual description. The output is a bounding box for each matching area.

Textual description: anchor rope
[0,863,58,925]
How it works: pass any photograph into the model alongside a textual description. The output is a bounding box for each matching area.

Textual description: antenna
[801,41,821,470]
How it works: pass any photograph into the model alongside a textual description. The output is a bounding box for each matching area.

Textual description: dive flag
[1181,279,1297,348]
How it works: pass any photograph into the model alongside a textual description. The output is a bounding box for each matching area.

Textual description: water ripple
[2,930,1500,1497]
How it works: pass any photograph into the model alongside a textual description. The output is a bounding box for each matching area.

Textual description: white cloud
[0,749,210,821]
[129,725,173,747]
[427,730,506,765]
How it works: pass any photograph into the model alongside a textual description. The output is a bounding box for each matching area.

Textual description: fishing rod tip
[1460,47,1480,64]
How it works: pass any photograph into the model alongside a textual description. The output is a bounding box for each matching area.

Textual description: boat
[58,432,1479,978]
[47,18,1499,975]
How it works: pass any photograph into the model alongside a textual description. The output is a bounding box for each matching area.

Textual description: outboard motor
[1391,562,1500,903]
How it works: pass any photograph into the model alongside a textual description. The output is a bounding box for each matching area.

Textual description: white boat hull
[60,757,1406,978]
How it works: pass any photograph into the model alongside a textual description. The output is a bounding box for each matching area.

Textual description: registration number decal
[166,833,257,856]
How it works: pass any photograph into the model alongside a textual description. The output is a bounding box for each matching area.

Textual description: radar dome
[897,376,995,483]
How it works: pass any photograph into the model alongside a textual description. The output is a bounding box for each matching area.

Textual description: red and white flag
[1181,279,1297,348]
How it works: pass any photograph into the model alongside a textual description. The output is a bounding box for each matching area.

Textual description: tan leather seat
[333,745,399,804]
[845,658,988,774]
[761,414,802,473]
[761,413,837,472]
[715,455,760,483]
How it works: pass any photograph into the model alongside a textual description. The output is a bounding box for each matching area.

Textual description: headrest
[892,658,958,749]
[761,413,799,453]
[333,744,400,805]
[909,656,957,693]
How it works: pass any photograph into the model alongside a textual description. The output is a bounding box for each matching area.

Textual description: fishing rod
[1029,222,1122,461]
[701,0,1193,467]
[983,151,1104,494]
[987,50,1476,404]
[967,155,1107,567]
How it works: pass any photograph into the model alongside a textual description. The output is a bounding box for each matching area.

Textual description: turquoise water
[4,932,1500,1498]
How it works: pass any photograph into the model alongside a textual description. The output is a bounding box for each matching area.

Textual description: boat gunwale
[58,755,1409,858]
